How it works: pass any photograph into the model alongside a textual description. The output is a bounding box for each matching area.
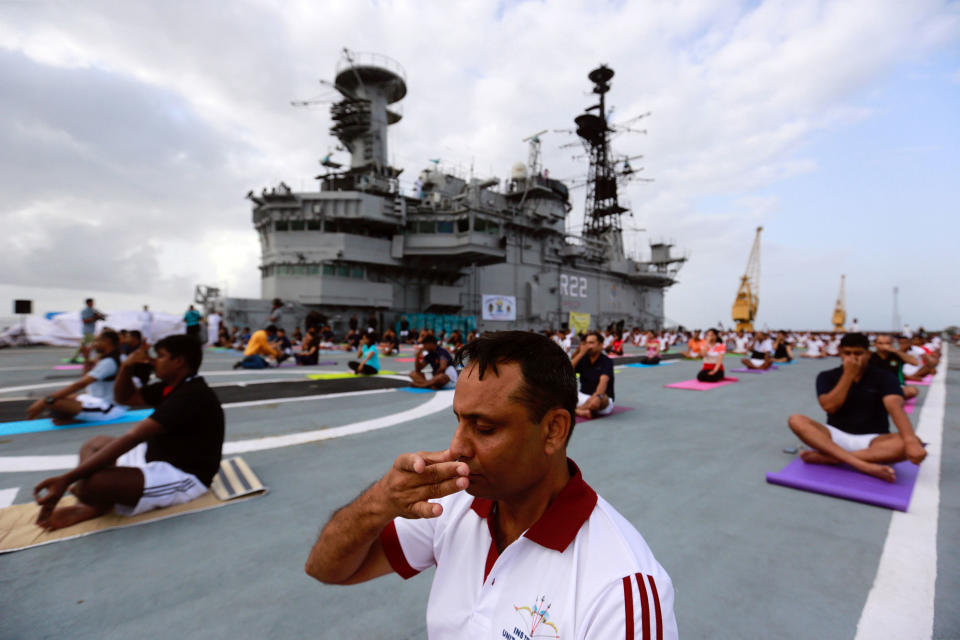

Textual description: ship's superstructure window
[418,221,435,234]
[307,220,322,231]
[275,220,289,232]
[290,220,305,231]
[457,217,469,233]
[436,220,454,234]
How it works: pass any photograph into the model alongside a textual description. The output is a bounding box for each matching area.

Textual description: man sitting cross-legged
[787,333,925,483]
[233,324,281,369]
[741,331,774,370]
[33,335,225,531]
[870,333,920,399]
[408,334,458,389]
[26,329,127,425]
[570,331,615,418]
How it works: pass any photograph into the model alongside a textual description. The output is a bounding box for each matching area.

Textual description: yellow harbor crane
[732,226,763,331]
[832,274,846,331]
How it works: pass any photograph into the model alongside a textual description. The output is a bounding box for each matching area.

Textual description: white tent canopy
[0,311,186,348]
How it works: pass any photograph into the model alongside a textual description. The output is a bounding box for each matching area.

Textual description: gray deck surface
[0,345,956,639]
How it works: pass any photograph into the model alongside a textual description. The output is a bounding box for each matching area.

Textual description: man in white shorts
[33,335,224,530]
[306,331,677,638]
[570,331,615,418]
[409,335,458,390]
[786,333,925,482]
[741,331,774,370]
[26,330,128,425]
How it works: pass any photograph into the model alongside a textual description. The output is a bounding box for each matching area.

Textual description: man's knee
[787,414,811,433]
[80,435,114,458]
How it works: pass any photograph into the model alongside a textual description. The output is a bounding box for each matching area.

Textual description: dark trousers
[186,325,200,339]
[639,356,660,365]
[697,367,725,382]
[348,361,378,375]
[239,354,269,369]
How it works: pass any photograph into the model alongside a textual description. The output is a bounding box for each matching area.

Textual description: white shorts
[114,443,208,516]
[824,424,881,452]
[578,391,615,416]
[749,358,767,368]
[440,365,458,389]
[74,394,128,422]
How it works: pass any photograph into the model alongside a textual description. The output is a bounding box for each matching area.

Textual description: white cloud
[0,0,958,328]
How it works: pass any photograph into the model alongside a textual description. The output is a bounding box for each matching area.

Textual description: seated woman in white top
[697,329,727,382]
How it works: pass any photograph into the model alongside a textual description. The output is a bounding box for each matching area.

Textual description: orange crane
[832,275,846,331]
[732,226,762,331]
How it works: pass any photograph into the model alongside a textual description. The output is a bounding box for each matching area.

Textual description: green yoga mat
[306,370,399,380]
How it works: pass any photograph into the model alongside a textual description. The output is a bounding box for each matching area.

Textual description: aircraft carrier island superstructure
[242,51,686,333]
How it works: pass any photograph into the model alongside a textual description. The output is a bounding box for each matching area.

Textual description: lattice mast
[575,65,629,260]
[732,226,763,331]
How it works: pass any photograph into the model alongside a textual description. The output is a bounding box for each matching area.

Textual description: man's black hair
[265,324,278,334]
[85,298,93,305]
[100,329,120,347]
[839,332,869,350]
[155,334,203,374]
[421,334,438,345]
[129,329,142,341]
[585,330,604,343]
[455,331,578,442]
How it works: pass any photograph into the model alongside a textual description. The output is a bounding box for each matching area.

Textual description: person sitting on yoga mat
[681,331,704,359]
[26,329,128,425]
[697,328,726,383]
[786,333,925,483]
[800,333,827,358]
[296,326,320,365]
[33,335,224,531]
[570,331,615,418]
[305,331,677,639]
[902,334,938,381]
[233,325,281,369]
[741,331,774,370]
[409,334,458,389]
[870,334,920,399]
[638,330,661,364]
[349,333,381,375]
[379,328,400,356]
[772,331,793,363]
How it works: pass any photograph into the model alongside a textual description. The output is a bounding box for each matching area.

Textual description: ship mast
[575,65,628,260]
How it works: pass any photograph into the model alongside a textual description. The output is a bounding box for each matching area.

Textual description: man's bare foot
[38,503,108,531]
[855,462,897,483]
[575,407,592,418]
[800,450,841,465]
[51,417,77,426]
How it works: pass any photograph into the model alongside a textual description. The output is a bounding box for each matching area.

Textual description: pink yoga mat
[53,364,83,370]
[904,398,917,415]
[396,357,416,363]
[729,367,777,374]
[575,405,634,423]
[908,375,933,387]
[664,377,739,391]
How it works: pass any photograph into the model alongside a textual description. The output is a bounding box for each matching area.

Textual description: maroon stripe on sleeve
[647,575,663,640]
[635,573,651,640]
[379,521,420,579]
[622,576,634,640]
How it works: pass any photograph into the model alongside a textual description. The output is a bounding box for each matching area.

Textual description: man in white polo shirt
[306,331,677,639]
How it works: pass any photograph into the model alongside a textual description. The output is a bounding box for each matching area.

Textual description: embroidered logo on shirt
[503,595,559,639]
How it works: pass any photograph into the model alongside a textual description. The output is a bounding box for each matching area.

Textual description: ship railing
[337,51,407,85]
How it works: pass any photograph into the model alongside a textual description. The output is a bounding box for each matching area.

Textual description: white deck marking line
[0,389,453,472]
[855,348,947,640]
[221,387,395,409]
[0,487,18,508]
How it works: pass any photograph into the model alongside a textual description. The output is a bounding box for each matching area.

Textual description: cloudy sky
[2,0,958,330]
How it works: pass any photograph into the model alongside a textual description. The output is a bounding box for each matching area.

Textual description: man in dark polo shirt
[409,334,458,389]
[870,333,920,399]
[33,335,224,531]
[787,333,925,483]
[570,330,615,418]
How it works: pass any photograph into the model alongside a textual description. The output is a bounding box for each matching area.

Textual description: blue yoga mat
[0,409,153,437]
[624,361,677,368]
[398,387,435,394]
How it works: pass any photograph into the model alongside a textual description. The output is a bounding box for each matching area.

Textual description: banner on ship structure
[481,295,516,321]
[568,311,591,334]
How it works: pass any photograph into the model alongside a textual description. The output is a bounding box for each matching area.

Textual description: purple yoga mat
[53,364,83,371]
[766,457,919,511]
[575,405,634,423]
[664,377,739,391]
[729,366,777,374]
